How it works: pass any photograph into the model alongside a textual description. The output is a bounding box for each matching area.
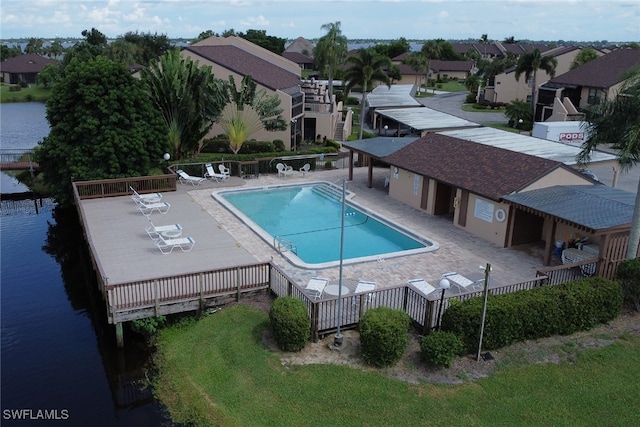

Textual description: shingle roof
[0,54,58,73]
[282,51,313,64]
[548,48,640,89]
[185,45,301,91]
[504,185,635,231]
[429,60,474,72]
[383,133,564,200]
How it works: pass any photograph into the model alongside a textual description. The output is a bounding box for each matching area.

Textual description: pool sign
[559,132,585,143]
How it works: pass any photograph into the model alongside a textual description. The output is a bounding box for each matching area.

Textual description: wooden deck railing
[73,175,177,200]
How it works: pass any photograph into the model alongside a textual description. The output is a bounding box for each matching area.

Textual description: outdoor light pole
[334,179,347,347]
[291,119,297,151]
[163,153,170,172]
[437,278,451,330]
[476,263,492,361]
[383,125,388,136]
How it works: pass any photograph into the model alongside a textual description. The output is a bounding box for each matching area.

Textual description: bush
[273,139,285,151]
[269,297,310,352]
[131,315,167,337]
[442,277,623,352]
[617,258,640,311]
[465,93,477,104]
[324,138,341,150]
[420,331,465,368]
[359,307,410,368]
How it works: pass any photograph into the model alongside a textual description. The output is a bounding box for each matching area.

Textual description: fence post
[154,279,159,317]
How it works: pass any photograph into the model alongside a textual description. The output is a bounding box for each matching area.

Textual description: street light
[437,278,451,330]
[163,153,170,161]
[477,263,492,361]
[383,125,388,136]
[333,178,347,348]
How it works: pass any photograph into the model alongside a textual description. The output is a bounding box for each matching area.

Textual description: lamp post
[162,153,170,173]
[383,125,388,136]
[476,263,492,361]
[334,178,347,348]
[437,278,451,330]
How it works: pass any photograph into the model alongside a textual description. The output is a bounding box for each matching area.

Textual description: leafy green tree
[25,37,45,55]
[403,51,429,89]
[63,28,109,65]
[514,48,558,117]
[108,39,141,65]
[313,21,348,113]
[240,29,286,55]
[465,73,482,93]
[1,44,22,61]
[36,63,62,88]
[46,40,64,58]
[343,48,391,140]
[505,99,532,130]
[141,49,228,159]
[121,31,171,64]
[35,56,168,205]
[371,37,410,59]
[194,30,216,43]
[219,75,287,154]
[571,47,600,69]
[578,66,640,258]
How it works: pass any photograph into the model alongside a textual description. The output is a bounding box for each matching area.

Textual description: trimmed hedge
[617,258,640,311]
[441,277,623,352]
[420,331,465,368]
[269,297,310,352]
[359,307,411,368]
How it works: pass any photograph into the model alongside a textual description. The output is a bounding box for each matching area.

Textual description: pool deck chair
[442,272,477,292]
[146,220,182,240]
[306,277,328,300]
[130,186,162,204]
[408,279,436,296]
[204,163,229,182]
[177,169,206,186]
[299,163,311,177]
[218,164,231,178]
[136,200,171,217]
[276,163,295,178]
[353,280,377,305]
[156,236,195,254]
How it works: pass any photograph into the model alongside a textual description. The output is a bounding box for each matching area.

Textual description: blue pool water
[217,183,436,267]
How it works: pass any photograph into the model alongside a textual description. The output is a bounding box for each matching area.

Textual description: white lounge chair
[305,277,328,300]
[130,186,162,204]
[156,236,195,254]
[353,280,377,305]
[204,163,229,182]
[408,279,436,296]
[136,199,171,217]
[299,163,311,177]
[276,163,295,178]
[177,169,206,186]
[442,272,478,291]
[146,220,182,240]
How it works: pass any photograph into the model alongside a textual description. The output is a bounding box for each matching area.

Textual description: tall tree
[121,31,171,64]
[141,49,228,159]
[63,28,108,65]
[514,48,558,117]
[220,75,287,154]
[343,48,391,140]
[403,51,429,90]
[570,47,599,69]
[25,38,45,55]
[577,66,640,258]
[35,56,168,205]
[313,21,348,113]
[479,34,490,58]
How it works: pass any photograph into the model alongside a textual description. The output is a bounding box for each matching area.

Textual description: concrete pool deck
[79,166,549,292]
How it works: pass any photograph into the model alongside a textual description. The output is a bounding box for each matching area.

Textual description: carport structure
[375,107,481,137]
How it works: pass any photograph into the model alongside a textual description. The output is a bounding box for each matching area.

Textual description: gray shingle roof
[0,54,58,73]
[504,185,635,231]
[185,45,300,91]
[548,48,640,89]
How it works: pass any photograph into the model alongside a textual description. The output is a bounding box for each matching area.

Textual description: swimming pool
[213,182,438,268]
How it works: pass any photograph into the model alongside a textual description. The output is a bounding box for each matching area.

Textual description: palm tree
[514,48,558,119]
[571,48,600,69]
[313,21,348,113]
[402,52,429,92]
[219,75,287,153]
[420,40,445,87]
[343,48,391,140]
[577,66,640,258]
[141,49,227,159]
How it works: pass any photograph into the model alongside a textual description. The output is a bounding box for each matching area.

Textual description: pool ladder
[274,236,297,255]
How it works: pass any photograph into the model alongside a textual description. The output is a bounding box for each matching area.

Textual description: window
[587,88,604,105]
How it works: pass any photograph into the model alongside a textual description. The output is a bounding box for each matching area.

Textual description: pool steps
[311,184,344,202]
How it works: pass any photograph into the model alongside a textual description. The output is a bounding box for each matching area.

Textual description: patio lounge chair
[299,163,311,177]
[204,163,229,182]
[145,220,182,240]
[130,186,162,204]
[305,277,328,300]
[177,169,206,186]
[276,162,295,178]
[442,272,478,291]
[156,236,195,254]
[218,164,231,178]
[353,280,377,305]
[136,199,171,217]
[408,279,436,296]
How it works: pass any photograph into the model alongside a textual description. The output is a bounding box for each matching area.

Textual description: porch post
[348,150,354,181]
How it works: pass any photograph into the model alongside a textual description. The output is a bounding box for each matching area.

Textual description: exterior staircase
[334,121,345,142]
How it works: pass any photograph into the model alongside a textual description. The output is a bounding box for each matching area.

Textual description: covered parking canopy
[376,107,481,137]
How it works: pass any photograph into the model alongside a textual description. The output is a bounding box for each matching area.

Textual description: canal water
[1,103,172,425]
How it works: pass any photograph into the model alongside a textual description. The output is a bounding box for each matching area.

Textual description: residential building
[0,53,59,84]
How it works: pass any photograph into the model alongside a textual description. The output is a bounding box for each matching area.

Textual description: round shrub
[269,297,310,352]
[420,331,465,368]
[273,139,285,151]
[359,307,410,368]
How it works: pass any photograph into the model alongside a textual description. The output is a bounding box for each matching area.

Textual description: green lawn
[154,305,640,427]
[0,84,51,103]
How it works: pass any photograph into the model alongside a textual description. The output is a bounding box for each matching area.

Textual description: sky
[1,0,638,43]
